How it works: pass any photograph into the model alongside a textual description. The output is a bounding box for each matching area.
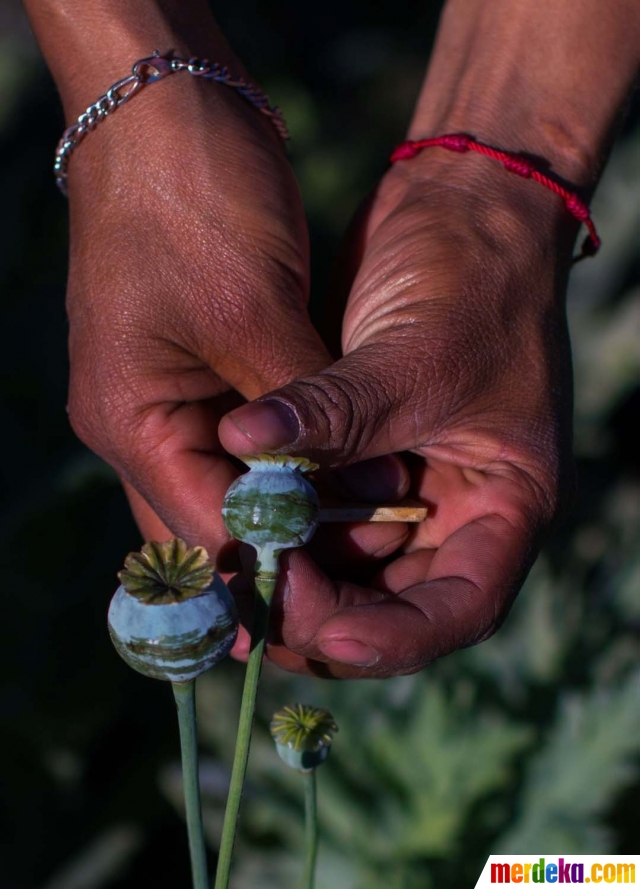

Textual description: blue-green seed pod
[108,539,238,683]
[270,704,338,771]
[221,455,319,573]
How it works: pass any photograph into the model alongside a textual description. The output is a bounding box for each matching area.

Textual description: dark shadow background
[1,2,638,887]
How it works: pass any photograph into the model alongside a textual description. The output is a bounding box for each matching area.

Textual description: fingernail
[320,639,380,666]
[336,456,409,502]
[227,399,299,450]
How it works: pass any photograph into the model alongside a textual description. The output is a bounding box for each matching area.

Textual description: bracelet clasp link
[132,52,174,84]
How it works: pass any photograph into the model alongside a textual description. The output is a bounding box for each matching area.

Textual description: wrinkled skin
[65,80,575,678]
[219,156,577,678]
[66,78,330,540]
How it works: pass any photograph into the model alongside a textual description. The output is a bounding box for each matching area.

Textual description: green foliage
[497,673,640,854]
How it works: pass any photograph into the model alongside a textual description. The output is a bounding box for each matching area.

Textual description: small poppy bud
[270,704,338,771]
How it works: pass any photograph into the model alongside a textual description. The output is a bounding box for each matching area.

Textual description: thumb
[218,343,425,467]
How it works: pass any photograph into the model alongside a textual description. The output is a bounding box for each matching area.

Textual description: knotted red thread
[390,134,600,262]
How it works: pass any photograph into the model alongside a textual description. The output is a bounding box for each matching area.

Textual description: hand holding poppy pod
[31,0,638,683]
[218,158,576,680]
[214,0,640,681]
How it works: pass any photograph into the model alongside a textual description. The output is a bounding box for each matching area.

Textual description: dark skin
[24,0,640,677]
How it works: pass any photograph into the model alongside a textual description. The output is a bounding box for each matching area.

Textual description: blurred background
[0,1,638,887]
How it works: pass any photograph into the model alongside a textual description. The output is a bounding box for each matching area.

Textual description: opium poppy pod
[108,539,238,683]
[221,455,319,573]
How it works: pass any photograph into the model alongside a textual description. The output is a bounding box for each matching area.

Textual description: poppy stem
[214,552,278,889]
[172,679,209,889]
[302,767,319,889]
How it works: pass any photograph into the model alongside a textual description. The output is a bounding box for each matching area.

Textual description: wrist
[377,152,579,268]
[24,0,244,122]
[389,135,603,262]
[60,71,288,207]
[407,112,595,195]
[412,0,640,194]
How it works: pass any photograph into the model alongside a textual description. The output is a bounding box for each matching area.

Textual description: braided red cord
[390,134,600,262]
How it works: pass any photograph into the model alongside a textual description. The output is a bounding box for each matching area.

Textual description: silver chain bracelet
[54,51,290,196]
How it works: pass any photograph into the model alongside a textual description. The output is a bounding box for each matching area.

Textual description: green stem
[302,768,318,889]
[214,553,278,889]
[172,680,209,889]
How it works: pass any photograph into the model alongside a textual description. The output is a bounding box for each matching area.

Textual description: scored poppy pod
[108,538,238,683]
[221,454,319,575]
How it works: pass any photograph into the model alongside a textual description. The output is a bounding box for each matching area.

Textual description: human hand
[63,57,337,556]
[219,155,577,678]
[60,41,411,662]
[23,0,421,668]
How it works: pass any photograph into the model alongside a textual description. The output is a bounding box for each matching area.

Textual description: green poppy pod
[221,455,319,573]
[270,704,338,771]
[108,539,238,683]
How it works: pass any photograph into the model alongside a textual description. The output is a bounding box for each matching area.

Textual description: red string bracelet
[390,133,600,263]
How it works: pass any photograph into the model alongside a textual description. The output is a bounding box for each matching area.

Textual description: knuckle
[67,368,137,469]
[291,368,388,463]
